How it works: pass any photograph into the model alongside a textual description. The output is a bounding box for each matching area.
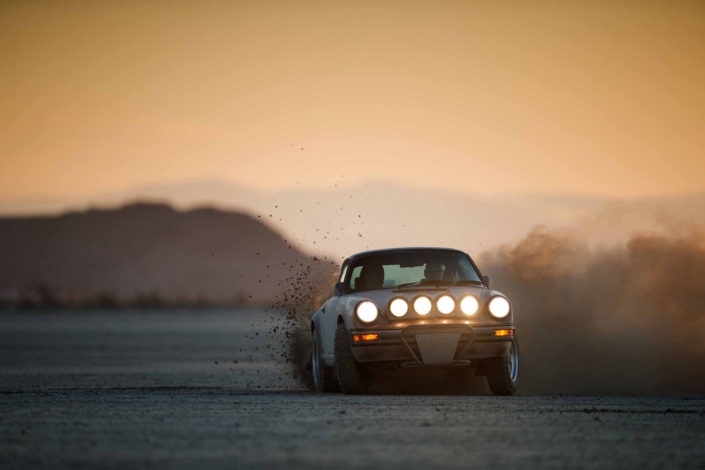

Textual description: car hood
[350,285,486,304]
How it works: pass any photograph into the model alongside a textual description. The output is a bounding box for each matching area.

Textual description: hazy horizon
[3,178,705,264]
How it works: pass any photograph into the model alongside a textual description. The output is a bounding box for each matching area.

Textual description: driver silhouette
[423,261,446,282]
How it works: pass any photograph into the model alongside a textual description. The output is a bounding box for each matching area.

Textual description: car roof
[346,247,466,263]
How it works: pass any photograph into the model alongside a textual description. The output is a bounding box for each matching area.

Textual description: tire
[312,332,339,393]
[485,336,520,396]
[334,323,368,394]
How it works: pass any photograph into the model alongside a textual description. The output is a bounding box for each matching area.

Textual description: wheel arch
[311,310,322,336]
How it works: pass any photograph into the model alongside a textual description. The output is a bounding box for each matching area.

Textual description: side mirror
[333,282,344,297]
[483,275,492,289]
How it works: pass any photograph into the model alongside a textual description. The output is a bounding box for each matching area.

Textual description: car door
[321,261,348,355]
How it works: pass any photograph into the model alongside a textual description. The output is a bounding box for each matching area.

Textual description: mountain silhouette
[0,203,322,304]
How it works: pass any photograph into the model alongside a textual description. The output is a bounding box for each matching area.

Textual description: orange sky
[2,0,704,205]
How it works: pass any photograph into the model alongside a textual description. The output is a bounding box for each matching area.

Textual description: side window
[349,266,363,290]
[458,257,482,282]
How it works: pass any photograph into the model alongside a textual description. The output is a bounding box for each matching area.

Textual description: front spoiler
[350,324,512,365]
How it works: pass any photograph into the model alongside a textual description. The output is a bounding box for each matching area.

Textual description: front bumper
[350,323,512,365]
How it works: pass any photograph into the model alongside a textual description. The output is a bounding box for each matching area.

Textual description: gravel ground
[2,310,704,469]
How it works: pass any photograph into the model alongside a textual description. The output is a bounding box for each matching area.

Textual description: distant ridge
[0,202,324,305]
[4,182,705,260]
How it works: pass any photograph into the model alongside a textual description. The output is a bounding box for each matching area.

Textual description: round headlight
[436,295,455,314]
[488,297,511,319]
[413,296,432,315]
[356,301,379,323]
[389,298,408,317]
[460,296,479,315]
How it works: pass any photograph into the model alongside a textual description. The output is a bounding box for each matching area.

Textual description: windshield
[347,250,483,293]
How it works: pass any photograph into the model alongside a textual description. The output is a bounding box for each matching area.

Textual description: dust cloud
[249,257,336,390]
[480,224,705,395]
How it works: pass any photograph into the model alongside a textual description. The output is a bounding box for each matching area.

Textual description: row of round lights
[355,296,511,323]
[392,295,479,317]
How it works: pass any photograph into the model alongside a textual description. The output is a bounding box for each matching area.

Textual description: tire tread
[485,356,516,395]
[313,335,339,393]
[485,337,519,396]
[334,324,368,394]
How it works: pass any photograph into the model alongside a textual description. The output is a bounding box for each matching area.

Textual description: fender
[311,309,322,334]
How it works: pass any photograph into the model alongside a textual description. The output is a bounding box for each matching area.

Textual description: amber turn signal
[494,329,514,337]
[353,334,379,342]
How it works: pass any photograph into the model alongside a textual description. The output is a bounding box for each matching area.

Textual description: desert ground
[1,310,704,469]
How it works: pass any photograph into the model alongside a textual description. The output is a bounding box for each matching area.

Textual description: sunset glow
[2,0,704,209]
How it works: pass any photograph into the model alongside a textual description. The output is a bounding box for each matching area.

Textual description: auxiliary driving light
[436,295,455,314]
[460,295,479,315]
[413,296,432,315]
[389,298,409,317]
[356,301,379,323]
[488,297,511,319]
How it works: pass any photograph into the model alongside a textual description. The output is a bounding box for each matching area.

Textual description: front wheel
[312,332,338,393]
[484,336,519,396]
[334,323,368,394]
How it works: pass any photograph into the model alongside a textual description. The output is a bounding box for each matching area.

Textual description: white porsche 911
[310,247,519,395]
